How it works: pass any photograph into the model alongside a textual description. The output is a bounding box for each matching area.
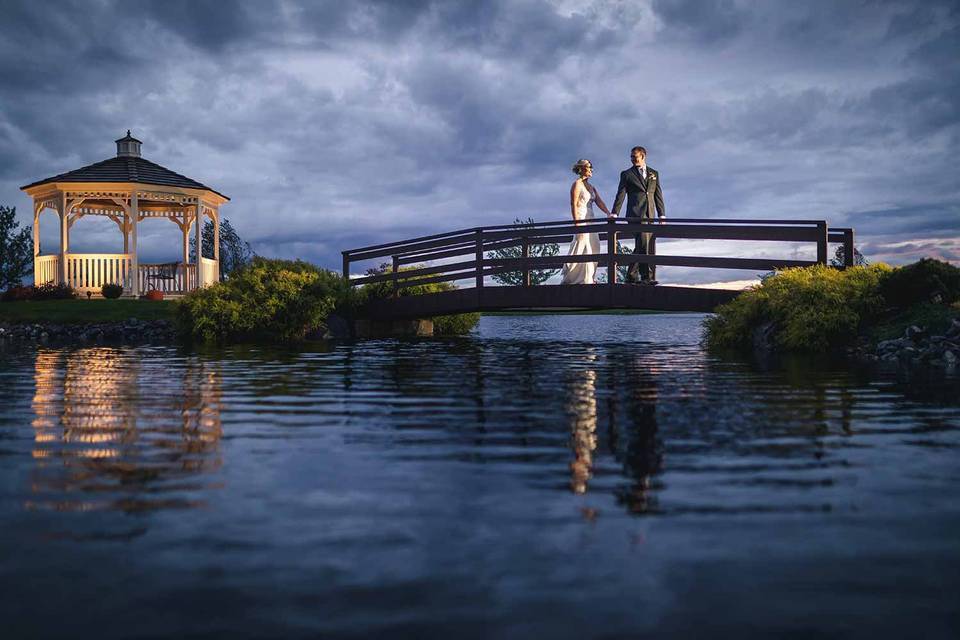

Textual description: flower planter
[145,289,164,301]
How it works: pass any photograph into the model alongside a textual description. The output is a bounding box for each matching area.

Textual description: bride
[562,159,611,284]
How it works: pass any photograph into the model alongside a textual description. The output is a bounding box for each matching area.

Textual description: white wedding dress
[562,182,601,284]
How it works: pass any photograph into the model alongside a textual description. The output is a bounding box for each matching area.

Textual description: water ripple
[1,314,959,637]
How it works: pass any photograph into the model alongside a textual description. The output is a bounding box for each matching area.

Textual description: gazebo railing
[65,254,132,294]
[34,255,59,285]
[137,262,197,294]
[44,253,209,296]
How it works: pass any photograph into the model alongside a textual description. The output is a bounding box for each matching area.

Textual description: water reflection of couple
[562,146,667,285]
[567,349,663,514]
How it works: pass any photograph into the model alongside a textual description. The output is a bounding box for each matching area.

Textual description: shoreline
[2,312,956,373]
[0,319,176,345]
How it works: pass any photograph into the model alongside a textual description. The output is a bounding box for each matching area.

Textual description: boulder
[948,319,960,339]
[905,325,927,342]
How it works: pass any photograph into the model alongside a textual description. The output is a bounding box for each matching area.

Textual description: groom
[611,146,666,284]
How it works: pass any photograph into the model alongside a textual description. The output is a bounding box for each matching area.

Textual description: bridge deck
[362,284,740,319]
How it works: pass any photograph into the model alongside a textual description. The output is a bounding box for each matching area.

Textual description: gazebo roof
[20,132,229,201]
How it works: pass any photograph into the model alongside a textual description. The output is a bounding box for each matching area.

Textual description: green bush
[433,312,481,336]
[101,283,123,299]
[2,283,78,301]
[359,265,480,335]
[176,257,350,343]
[32,283,77,300]
[878,258,960,309]
[704,263,892,352]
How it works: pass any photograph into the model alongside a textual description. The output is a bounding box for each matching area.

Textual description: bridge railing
[342,218,855,293]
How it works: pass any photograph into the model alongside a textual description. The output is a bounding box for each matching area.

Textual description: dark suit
[612,165,666,282]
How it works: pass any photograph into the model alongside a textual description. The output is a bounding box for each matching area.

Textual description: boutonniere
[649,174,656,179]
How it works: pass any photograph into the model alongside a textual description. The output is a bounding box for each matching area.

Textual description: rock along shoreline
[855,318,960,370]
[0,319,177,345]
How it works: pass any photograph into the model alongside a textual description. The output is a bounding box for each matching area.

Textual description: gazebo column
[58,193,68,285]
[182,211,191,265]
[32,201,40,285]
[130,192,139,296]
[213,209,220,281]
[182,210,191,290]
[195,202,203,289]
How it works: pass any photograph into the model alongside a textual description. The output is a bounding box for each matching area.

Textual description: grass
[0,299,177,324]
[867,302,960,343]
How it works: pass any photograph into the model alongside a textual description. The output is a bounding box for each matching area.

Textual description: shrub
[176,257,350,343]
[32,282,77,300]
[704,263,892,352]
[2,285,35,302]
[433,312,481,336]
[2,283,76,301]
[359,265,480,335]
[101,283,123,299]
[878,258,960,309]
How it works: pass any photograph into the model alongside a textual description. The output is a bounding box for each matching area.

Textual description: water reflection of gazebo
[29,348,223,513]
[20,131,229,297]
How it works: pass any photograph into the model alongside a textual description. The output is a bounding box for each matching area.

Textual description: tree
[830,244,868,268]
[486,218,560,286]
[595,241,632,283]
[0,205,32,289]
[191,217,254,279]
[757,244,869,281]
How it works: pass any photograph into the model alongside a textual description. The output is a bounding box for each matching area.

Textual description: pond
[1,314,958,638]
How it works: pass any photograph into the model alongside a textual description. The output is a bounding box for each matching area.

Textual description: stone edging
[0,319,176,345]
[856,319,960,370]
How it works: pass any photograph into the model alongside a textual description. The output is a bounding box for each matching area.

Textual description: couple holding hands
[562,146,666,285]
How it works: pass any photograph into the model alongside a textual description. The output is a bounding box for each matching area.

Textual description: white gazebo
[20,131,229,297]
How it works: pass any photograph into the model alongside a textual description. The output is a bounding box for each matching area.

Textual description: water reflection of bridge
[344,217,857,318]
[28,348,222,513]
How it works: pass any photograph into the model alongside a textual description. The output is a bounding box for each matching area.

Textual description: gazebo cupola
[20,131,230,297]
[115,130,142,158]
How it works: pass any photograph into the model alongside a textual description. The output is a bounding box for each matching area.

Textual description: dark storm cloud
[652,0,746,44]
[1,0,957,284]
[118,0,277,52]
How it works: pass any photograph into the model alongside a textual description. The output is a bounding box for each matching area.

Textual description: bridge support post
[816,221,829,265]
[342,252,349,279]
[606,218,617,286]
[392,255,400,297]
[521,236,530,287]
[475,230,484,291]
[843,228,855,268]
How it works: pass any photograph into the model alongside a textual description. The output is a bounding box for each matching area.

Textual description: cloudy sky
[1,0,957,284]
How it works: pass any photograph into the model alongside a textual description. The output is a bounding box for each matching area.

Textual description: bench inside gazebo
[20,131,229,297]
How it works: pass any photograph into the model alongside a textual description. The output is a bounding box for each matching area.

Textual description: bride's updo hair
[572,159,592,176]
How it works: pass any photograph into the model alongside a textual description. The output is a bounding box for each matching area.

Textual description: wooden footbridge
[342,218,856,319]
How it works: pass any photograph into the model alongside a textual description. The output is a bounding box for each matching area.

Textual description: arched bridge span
[342,217,855,319]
